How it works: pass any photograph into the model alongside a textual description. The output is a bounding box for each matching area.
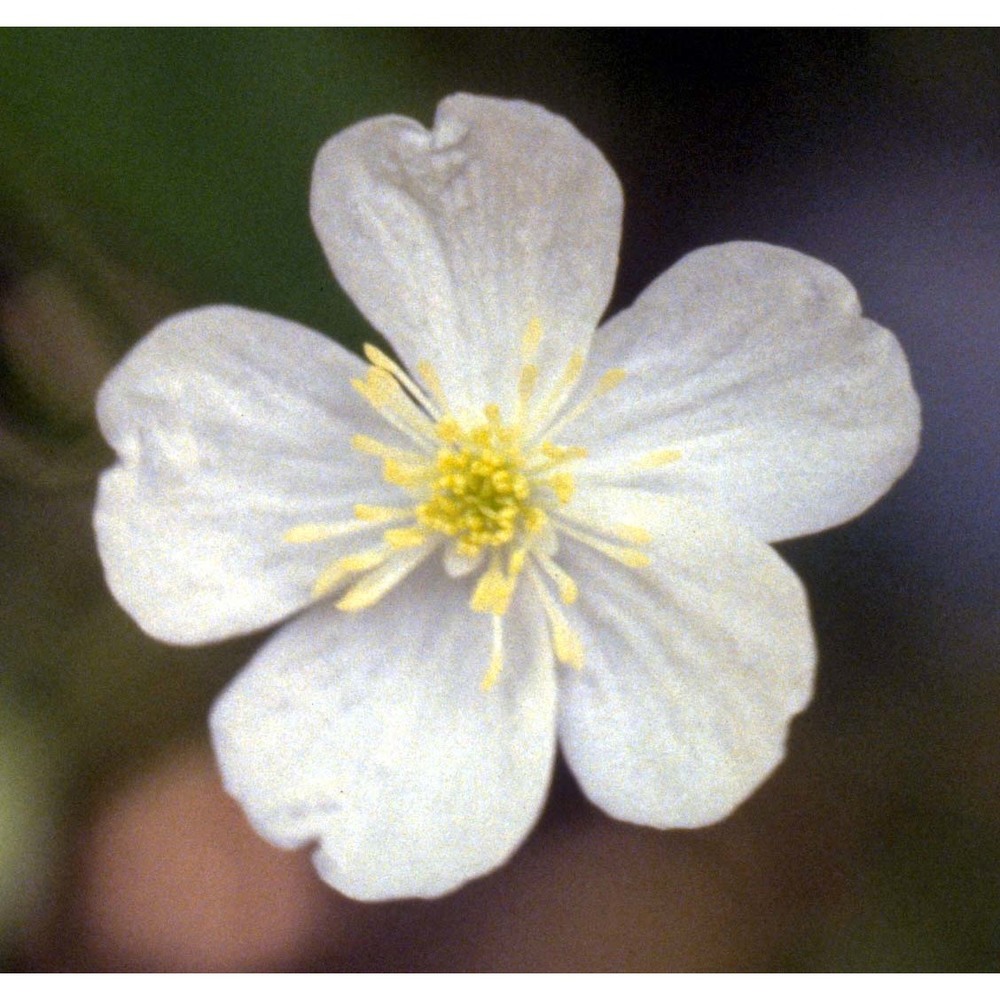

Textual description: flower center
[281,323,665,691]
[416,409,546,558]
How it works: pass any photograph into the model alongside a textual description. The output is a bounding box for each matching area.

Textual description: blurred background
[0,28,997,971]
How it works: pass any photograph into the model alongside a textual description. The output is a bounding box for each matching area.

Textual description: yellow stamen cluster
[416,408,546,558]
[281,320,667,692]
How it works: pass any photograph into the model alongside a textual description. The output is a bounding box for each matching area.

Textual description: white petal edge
[94,305,404,644]
[556,488,815,827]
[573,242,921,542]
[210,558,557,901]
[310,93,624,418]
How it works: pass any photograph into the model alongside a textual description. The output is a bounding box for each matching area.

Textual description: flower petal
[210,560,557,901]
[94,306,400,644]
[310,93,623,417]
[575,242,921,541]
[557,489,815,828]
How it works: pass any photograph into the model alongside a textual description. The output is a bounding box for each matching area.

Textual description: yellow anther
[508,547,528,576]
[552,618,584,669]
[547,472,575,504]
[633,448,682,469]
[533,574,584,669]
[350,436,428,475]
[597,368,627,393]
[312,563,350,599]
[416,360,448,410]
[558,521,652,570]
[537,553,579,604]
[523,507,547,533]
[335,584,381,612]
[283,523,351,544]
[610,547,649,568]
[352,434,393,457]
[311,547,389,599]
[354,504,411,522]
[611,523,653,545]
[540,442,588,463]
[553,620,584,667]
[518,364,538,408]
[362,343,394,369]
[335,546,428,612]
[384,526,427,549]
[335,549,390,574]
[564,351,586,383]
[436,417,462,443]
[470,558,516,616]
[383,459,428,488]
[521,317,543,362]
[353,367,392,405]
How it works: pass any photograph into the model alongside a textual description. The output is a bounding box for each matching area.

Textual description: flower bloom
[94,95,920,900]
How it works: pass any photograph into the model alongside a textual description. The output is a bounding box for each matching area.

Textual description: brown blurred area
[7,731,888,970]
[20,660,1000,971]
[2,29,998,971]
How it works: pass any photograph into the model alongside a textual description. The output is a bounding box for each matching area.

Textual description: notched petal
[581,242,921,541]
[93,305,398,644]
[210,562,557,901]
[310,94,624,416]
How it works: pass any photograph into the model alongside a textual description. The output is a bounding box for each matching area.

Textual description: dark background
[1,28,997,970]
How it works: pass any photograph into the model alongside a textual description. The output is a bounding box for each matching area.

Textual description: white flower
[93,94,920,901]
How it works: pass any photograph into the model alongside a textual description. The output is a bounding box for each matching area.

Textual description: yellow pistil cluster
[416,408,546,558]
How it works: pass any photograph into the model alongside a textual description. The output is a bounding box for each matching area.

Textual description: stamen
[336,544,432,612]
[470,555,516,616]
[556,519,651,569]
[535,551,579,604]
[597,368,627,393]
[364,343,442,419]
[383,526,428,549]
[609,523,653,545]
[523,507,548,534]
[354,504,413,523]
[507,546,528,576]
[545,472,575,504]
[416,360,449,412]
[350,434,424,465]
[382,459,432,489]
[517,363,539,418]
[521,317,543,363]
[543,366,627,440]
[525,350,586,435]
[480,615,505,692]
[434,417,463,444]
[633,448,683,469]
[532,570,584,669]
[282,520,373,544]
[311,547,390,599]
[553,499,654,547]
[539,442,589,464]
[351,367,437,447]
[308,332,652,675]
